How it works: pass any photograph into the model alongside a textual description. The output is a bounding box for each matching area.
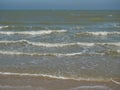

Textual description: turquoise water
[0,10,120,80]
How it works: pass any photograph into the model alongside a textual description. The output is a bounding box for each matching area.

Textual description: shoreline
[0,75,120,90]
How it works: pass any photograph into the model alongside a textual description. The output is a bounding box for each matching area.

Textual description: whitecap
[0,26,8,29]
[0,29,67,35]
[0,40,95,47]
[76,31,120,36]
[0,40,120,47]
[86,31,120,36]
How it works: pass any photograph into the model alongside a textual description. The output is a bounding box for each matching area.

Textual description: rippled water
[0,10,120,83]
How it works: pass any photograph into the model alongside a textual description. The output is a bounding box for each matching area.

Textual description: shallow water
[0,10,120,89]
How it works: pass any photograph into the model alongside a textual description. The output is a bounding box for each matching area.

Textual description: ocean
[0,10,120,90]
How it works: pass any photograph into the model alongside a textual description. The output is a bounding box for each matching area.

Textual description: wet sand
[0,75,120,90]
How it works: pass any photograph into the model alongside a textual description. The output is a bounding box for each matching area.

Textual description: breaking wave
[0,40,94,47]
[0,30,67,35]
[0,49,120,57]
[0,51,105,57]
[76,31,120,36]
[0,26,8,29]
[0,71,112,81]
[0,40,120,47]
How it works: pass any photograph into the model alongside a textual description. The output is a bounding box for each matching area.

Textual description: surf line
[111,78,120,85]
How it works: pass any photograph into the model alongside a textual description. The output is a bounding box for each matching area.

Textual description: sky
[0,0,120,10]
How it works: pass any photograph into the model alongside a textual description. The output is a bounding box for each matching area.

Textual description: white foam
[0,40,95,47]
[0,30,67,35]
[0,51,81,56]
[0,72,69,80]
[111,79,120,85]
[70,85,112,90]
[91,31,120,36]
[97,42,120,46]
[0,72,110,82]
[117,50,120,53]
[0,51,104,57]
[0,40,120,47]
[0,26,8,29]
[77,31,120,36]
[28,42,95,47]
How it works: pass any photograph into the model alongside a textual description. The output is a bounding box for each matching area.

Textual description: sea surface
[0,10,120,90]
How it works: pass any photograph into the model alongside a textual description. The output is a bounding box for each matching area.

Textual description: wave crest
[0,51,105,57]
[0,40,120,47]
[76,31,120,36]
[0,30,67,35]
[0,50,119,57]
[0,26,8,29]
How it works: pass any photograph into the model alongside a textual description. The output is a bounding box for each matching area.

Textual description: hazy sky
[0,0,120,10]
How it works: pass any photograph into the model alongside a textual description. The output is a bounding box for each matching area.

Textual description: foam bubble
[0,30,67,35]
[111,79,120,85]
[0,72,111,81]
[0,40,95,47]
[0,72,70,80]
[0,40,120,47]
[0,51,104,57]
[70,85,112,90]
[76,31,120,36]
[0,26,8,29]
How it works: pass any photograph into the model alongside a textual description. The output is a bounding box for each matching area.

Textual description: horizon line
[0,9,120,10]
